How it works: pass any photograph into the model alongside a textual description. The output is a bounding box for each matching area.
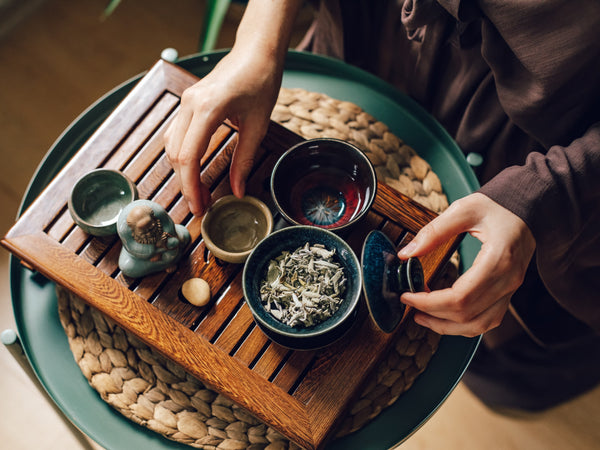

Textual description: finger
[401,242,515,321]
[164,107,192,171]
[412,293,510,337]
[229,121,267,198]
[398,197,480,259]
[177,112,221,215]
[165,113,193,212]
[165,108,193,204]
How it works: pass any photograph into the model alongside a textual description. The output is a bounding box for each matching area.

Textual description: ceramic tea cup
[242,225,362,350]
[270,138,377,232]
[68,169,138,236]
[201,195,274,264]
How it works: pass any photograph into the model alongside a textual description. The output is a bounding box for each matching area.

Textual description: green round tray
[11,50,480,450]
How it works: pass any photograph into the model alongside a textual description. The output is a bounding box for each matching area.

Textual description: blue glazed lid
[361,230,425,333]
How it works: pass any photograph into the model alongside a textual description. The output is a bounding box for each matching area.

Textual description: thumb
[398,197,477,259]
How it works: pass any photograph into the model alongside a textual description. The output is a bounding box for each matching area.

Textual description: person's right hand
[164,48,283,216]
[165,0,303,216]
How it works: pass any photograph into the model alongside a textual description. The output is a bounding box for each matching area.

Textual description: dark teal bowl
[270,138,377,231]
[242,225,362,350]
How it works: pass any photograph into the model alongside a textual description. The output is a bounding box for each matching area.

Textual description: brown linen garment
[303,0,600,348]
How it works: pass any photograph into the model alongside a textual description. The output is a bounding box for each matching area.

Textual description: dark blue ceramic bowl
[270,138,377,232]
[242,225,362,350]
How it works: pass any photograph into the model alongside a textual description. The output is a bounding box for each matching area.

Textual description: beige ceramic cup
[201,195,274,264]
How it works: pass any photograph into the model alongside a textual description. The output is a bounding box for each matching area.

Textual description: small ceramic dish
[270,138,377,232]
[201,195,274,264]
[68,169,138,236]
[242,225,362,350]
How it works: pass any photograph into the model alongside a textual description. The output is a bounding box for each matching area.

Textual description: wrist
[233,0,303,63]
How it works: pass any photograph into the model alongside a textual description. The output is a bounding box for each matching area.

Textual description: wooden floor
[1,0,599,449]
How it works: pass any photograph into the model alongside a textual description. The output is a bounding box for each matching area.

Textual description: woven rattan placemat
[57,88,457,449]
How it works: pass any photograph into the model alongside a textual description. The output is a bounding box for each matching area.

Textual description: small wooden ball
[181,278,211,307]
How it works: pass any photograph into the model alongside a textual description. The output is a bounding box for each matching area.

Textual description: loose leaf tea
[260,243,347,327]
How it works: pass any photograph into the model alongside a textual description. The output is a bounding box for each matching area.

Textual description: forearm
[233,0,304,63]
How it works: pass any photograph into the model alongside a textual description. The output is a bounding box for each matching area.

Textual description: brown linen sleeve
[438,0,600,331]
[480,123,600,333]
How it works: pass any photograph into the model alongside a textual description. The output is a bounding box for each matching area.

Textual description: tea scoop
[361,230,426,333]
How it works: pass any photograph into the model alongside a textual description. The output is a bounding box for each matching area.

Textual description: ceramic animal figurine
[117,199,190,278]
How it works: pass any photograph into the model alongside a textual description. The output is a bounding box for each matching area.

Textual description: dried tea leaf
[259,243,347,328]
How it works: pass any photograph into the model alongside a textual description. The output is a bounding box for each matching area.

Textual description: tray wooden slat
[2,60,461,450]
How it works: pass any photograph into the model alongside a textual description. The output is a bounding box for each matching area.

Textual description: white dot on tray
[161,47,179,63]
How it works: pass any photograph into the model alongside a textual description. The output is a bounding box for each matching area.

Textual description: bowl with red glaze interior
[270,138,377,232]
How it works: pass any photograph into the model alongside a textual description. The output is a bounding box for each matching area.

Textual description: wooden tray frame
[2,60,460,449]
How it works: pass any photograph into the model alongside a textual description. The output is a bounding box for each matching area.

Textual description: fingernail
[398,241,417,258]
[399,293,410,306]
[191,205,204,217]
[233,181,245,199]
[189,199,205,217]
[413,313,428,328]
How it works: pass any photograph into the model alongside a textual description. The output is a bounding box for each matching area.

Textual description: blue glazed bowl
[68,169,138,236]
[242,225,362,350]
[270,138,377,232]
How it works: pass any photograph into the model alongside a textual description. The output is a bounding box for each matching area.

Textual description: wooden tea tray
[2,60,460,450]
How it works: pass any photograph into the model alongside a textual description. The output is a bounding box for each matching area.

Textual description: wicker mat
[57,88,458,449]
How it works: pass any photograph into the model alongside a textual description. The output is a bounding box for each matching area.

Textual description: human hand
[398,193,536,337]
[164,49,283,216]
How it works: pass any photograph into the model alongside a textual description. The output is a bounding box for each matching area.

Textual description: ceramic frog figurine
[117,199,190,278]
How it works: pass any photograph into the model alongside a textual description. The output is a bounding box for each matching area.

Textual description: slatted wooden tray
[2,60,460,450]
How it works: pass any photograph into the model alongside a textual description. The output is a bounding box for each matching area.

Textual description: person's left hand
[398,193,536,337]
